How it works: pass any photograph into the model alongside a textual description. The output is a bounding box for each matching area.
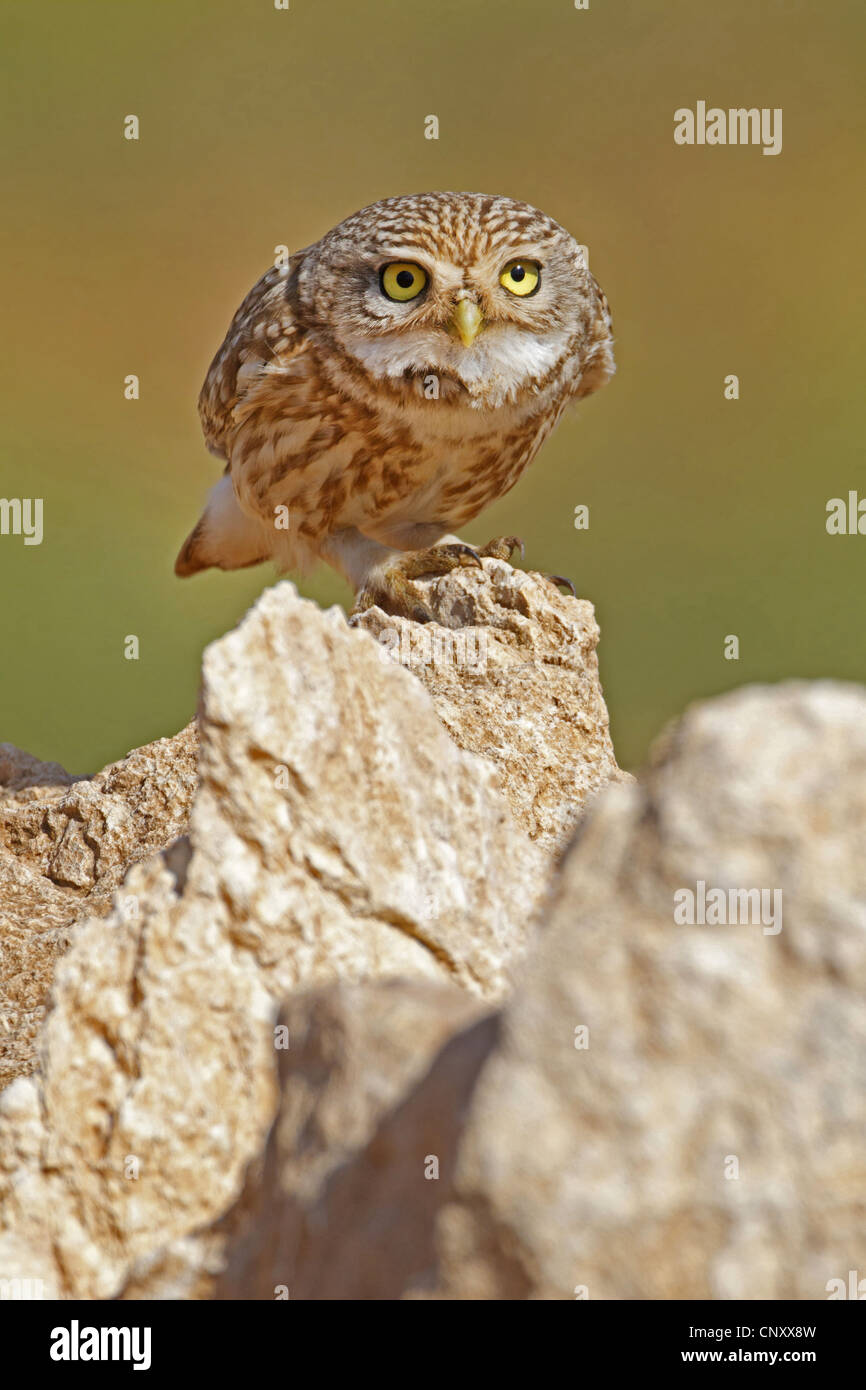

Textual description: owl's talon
[351,577,436,624]
[350,542,486,623]
[541,572,577,597]
[476,535,526,563]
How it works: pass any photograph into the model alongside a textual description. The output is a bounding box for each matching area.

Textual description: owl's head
[297,192,614,411]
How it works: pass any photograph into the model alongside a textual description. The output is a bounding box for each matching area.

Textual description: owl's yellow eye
[380,262,428,302]
[499,259,541,297]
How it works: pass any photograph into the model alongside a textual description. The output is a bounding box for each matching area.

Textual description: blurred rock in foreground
[2,567,861,1301]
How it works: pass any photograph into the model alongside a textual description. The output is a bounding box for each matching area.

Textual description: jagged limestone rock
[0,562,622,1092]
[0,726,198,1088]
[355,557,625,852]
[0,576,558,1298]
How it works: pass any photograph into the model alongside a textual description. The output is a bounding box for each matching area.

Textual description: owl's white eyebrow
[375,246,432,263]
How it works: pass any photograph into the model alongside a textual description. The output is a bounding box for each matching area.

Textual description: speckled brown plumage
[176,191,615,611]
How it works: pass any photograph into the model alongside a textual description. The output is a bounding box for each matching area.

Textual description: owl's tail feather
[175,474,271,577]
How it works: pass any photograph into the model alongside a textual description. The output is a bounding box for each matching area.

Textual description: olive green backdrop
[2,0,864,773]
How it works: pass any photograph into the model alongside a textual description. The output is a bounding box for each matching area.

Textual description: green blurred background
[1,0,864,774]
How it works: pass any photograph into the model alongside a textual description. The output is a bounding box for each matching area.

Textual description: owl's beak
[449,299,483,348]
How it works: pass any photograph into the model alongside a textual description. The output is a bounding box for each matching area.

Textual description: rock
[0,745,77,796]
[0,576,551,1298]
[0,561,622,1093]
[190,582,545,999]
[354,558,625,852]
[121,980,491,1300]
[0,725,199,893]
[184,681,866,1301]
[0,1226,60,1301]
[15,577,857,1302]
[204,982,500,1301]
[438,683,866,1301]
[0,725,198,1089]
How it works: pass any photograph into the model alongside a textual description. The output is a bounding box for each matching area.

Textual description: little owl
[176,191,615,619]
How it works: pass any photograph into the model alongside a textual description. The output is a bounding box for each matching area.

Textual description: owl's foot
[397,542,483,581]
[351,543,482,623]
[473,535,525,563]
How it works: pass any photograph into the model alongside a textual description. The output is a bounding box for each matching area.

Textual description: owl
[176,191,615,620]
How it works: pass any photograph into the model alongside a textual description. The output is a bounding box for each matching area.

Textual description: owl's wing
[177,253,313,577]
[197,252,310,460]
[572,273,616,401]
